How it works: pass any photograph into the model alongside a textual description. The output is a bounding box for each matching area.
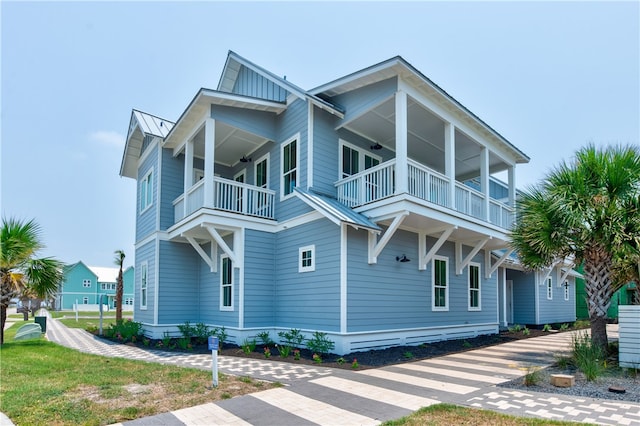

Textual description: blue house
[56,261,135,311]
[120,52,576,354]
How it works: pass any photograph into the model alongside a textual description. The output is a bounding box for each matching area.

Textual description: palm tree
[510,144,640,352]
[0,218,64,344]
[114,250,125,323]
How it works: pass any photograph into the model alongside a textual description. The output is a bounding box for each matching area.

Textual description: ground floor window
[299,245,315,272]
[221,255,233,310]
[140,262,148,309]
[564,281,570,301]
[546,277,553,300]
[468,263,481,310]
[82,297,89,304]
[432,256,448,311]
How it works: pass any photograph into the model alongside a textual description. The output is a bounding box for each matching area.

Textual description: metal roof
[87,266,120,283]
[294,188,381,232]
[132,110,174,138]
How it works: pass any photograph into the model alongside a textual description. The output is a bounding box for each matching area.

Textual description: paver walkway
[36,314,640,425]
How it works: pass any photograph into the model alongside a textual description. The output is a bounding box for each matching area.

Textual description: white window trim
[254,153,270,188]
[299,245,316,273]
[140,168,154,214]
[140,261,148,310]
[338,139,382,179]
[432,255,449,312]
[468,262,481,311]
[220,255,234,311]
[82,297,89,304]
[194,168,204,184]
[82,279,91,288]
[280,133,300,201]
[234,169,246,182]
[546,277,553,300]
[564,280,570,301]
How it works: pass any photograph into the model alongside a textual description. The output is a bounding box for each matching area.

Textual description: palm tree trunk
[0,304,6,345]
[115,270,123,323]
[583,244,614,352]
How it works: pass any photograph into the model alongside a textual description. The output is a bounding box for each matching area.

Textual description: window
[281,136,298,199]
[124,298,134,305]
[140,169,153,212]
[255,154,269,188]
[339,140,380,179]
[546,277,553,300]
[82,297,89,304]
[101,283,116,290]
[432,256,448,311]
[564,280,570,301]
[299,245,315,272]
[140,262,148,309]
[468,263,481,310]
[82,279,91,288]
[221,256,233,310]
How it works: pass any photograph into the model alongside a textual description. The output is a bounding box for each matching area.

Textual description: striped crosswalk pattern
[393,362,508,384]
[421,357,525,377]
[357,369,479,394]
[310,376,439,411]
[251,388,379,425]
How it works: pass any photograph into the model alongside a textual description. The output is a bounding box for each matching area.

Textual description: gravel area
[499,365,640,403]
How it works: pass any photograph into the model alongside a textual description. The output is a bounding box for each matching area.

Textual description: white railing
[335,158,515,229]
[173,177,275,222]
[408,159,450,208]
[336,160,396,207]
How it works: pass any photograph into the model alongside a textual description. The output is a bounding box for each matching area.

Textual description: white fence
[618,305,640,368]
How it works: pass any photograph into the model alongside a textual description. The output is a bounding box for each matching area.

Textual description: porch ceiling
[344,96,509,179]
[191,121,271,167]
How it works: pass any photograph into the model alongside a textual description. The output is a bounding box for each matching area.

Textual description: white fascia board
[310,58,402,95]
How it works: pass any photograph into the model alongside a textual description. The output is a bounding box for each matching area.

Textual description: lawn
[383,404,591,426]
[0,324,279,426]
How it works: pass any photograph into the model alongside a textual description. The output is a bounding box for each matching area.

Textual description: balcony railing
[174,177,276,222]
[335,158,514,229]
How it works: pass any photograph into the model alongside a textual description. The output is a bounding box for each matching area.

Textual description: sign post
[208,336,219,388]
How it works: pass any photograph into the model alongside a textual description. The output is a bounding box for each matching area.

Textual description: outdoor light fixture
[396,255,410,262]
[240,156,252,163]
[370,142,382,150]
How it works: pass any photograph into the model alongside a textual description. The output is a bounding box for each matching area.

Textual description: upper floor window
[546,277,553,300]
[281,136,298,199]
[140,169,153,212]
[339,140,380,179]
[101,283,116,291]
[299,245,315,272]
[468,263,481,311]
[432,256,448,311]
[255,154,269,188]
[82,279,91,288]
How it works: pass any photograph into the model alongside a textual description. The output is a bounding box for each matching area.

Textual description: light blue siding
[538,274,576,324]
[244,230,276,327]
[157,240,199,324]
[232,65,289,102]
[311,107,339,195]
[347,228,497,332]
[211,105,278,142]
[134,240,155,325]
[136,143,158,241]
[330,77,397,128]
[275,219,341,330]
[160,148,184,230]
[509,270,536,324]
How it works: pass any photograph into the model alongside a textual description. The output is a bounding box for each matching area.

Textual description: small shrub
[306,331,335,355]
[523,366,541,386]
[542,324,553,332]
[572,331,604,381]
[213,326,228,349]
[257,331,274,346]
[177,337,190,350]
[162,331,172,347]
[278,328,305,348]
[177,321,195,339]
[293,349,301,360]
[242,338,256,354]
[142,337,151,347]
[336,357,346,365]
[351,358,360,369]
[312,353,322,364]
[522,327,530,336]
[573,319,590,329]
[462,340,473,348]
[277,344,291,358]
[193,322,211,345]
[403,351,414,359]
[554,354,573,369]
[512,324,522,332]
[559,323,570,331]
[263,347,271,358]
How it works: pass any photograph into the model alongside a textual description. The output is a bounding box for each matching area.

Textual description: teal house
[55,261,135,311]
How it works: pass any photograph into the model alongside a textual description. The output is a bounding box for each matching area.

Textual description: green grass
[49,311,133,319]
[58,318,117,330]
[0,323,274,425]
[383,403,592,425]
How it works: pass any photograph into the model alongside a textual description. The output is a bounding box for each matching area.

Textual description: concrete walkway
[12,314,640,425]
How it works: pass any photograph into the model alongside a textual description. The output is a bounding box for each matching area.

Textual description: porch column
[183,138,194,218]
[395,90,408,194]
[480,147,490,221]
[501,267,508,328]
[444,122,456,209]
[507,165,516,208]
[204,118,215,207]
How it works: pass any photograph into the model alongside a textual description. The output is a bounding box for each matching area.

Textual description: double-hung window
[221,256,233,310]
[432,256,448,311]
[140,169,153,212]
[468,263,481,310]
[140,262,148,309]
[281,137,298,199]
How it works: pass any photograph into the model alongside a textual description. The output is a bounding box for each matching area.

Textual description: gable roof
[63,261,97,278]
[87,266,120,283]
[294,188,381,233]
[311,56,529,164]
[120,110,175,179]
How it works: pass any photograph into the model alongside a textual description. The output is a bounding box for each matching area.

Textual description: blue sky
[2,1,638,268]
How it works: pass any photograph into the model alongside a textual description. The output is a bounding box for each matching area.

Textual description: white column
[444,122,456,209]
[480,147,490,221]
[395,90,408,194]
[508,165,516,208]
[501,267,508,327]
[204,118,215,207]
[184,139,194,218]
[340,223,347,334]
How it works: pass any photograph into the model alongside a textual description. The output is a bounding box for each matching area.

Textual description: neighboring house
[120,51,577,354]
[56,261,135,311]
[575,264,638,320]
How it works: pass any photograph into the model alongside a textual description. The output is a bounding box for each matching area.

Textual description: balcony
[174,177,276,223]
[335,159,514,229]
